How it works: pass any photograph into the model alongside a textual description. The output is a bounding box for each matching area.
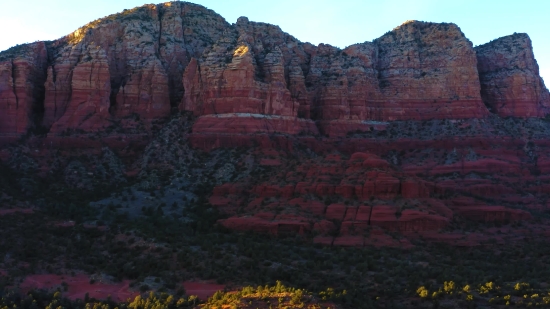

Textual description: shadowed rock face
[0,3,548,139]
[475,33,550,118]
[0,42,48,135]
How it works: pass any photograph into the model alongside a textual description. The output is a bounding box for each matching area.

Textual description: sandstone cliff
[475,33,550,117]
[2,2,229,137]
[180,16,317,135]
[373,21,488,120]
[47,44,111,133]
[0,2,548,140]
[181,20,496,137]
[0,42,48,135]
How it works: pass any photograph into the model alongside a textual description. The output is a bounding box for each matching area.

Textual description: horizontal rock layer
[192,114,318,135]
[208,143,538,242]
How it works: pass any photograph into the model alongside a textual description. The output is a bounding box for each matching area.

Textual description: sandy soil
[20,274,138,302]
[182,281,225,300]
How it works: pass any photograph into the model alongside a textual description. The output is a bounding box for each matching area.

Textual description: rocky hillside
[1,1,550,248]
[3,5,550,308]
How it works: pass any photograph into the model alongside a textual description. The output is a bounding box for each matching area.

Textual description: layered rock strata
[181,17,317,135]
[3,2,229,136]
[373,21,488,120]
[0,42,48,135]
[48,45,111,133]
[210,140,539,245]
[183,20,495,137]
[0,2,548,140]
[475,33,550,117]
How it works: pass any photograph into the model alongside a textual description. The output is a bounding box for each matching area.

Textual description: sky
[0,0,548,84]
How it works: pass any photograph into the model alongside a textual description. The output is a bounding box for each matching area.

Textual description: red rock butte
[1,2,550,247]
[0,4,548,140]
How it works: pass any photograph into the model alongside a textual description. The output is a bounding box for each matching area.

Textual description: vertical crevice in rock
[109,73,126,116]
[10,60,19,109]
[375,44,388,93]
[157,3,189,110]
[156,5,163,60]
[51,64,57,83]
[32,53,48,132]
[52,67,57,118]
[45,40,58,123]
[368,204,374,226]
[481,98,496,114]
[117,85,125,115]
[108,82,119,114]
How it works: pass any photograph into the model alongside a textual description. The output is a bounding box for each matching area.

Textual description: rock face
[0,3,548,139]
[16,2,229,135]
[48,45,111,133]
[182,18,300,117]
[181,17,317,135]
[373,21,488,120]
[306,22,489,126]
[475,33,550,117]
[0,42,48,136]
[101,2,229,120]
[184,20,495,137]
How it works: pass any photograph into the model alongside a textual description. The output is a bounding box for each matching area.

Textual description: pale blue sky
[0,0,548,84]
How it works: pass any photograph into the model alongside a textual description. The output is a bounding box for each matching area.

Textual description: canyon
[1,1,550,247]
